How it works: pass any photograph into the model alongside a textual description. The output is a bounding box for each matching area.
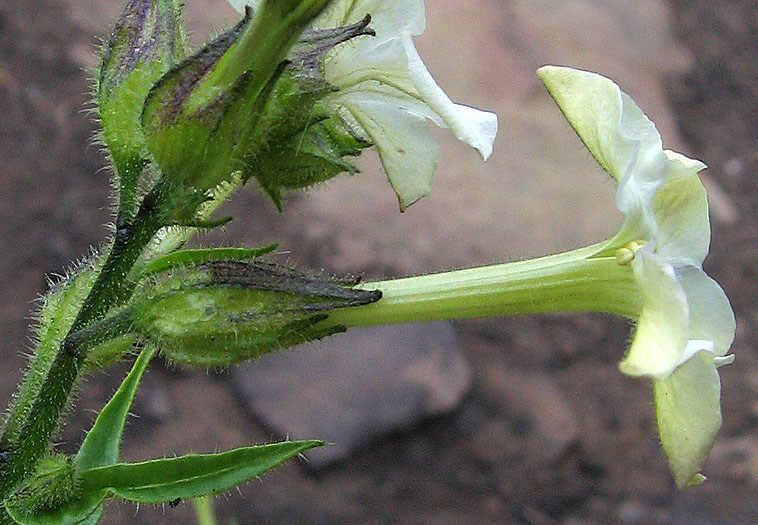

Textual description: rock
[485,367,580,462]
[140,383,172,423]
[232,322,471,470]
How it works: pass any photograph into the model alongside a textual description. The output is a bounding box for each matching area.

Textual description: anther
[615,240,645,266]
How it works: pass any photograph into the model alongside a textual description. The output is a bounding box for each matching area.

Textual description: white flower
[228,0,498,210]
[538,65,736,487]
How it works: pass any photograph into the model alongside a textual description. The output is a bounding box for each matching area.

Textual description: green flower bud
[97,0,188,222]
[130,258,381,366]
[7,454,80,515]
[240,16,375,210]
[140,0,332,212]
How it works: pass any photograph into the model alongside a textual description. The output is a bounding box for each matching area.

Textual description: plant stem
[193,496,218,525]
[71,189,165,332]
[0,185,165,500]
[328,243,642,327]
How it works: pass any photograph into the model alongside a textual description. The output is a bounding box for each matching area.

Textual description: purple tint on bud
[99,0,185,95]
[292,14,375,80]
[151,12,250,125]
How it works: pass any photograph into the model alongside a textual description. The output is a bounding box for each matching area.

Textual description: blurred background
[0,0,756,522]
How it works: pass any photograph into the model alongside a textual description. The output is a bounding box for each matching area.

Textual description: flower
[538,65,736,487]
[228,0,498,210]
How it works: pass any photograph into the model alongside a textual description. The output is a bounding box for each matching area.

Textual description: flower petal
[538,66,668,239]
[402,35,497,160]
[326,34,419,95]
[620,248,689,379]
[653,350,722,488]
[336,90,439,210]
[677,265,736,357]
[653,173,710,266]
[327,34,497,161]
[537,66,662,181]
[664,150,707,180]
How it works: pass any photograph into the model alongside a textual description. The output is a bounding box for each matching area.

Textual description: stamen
[615,240,645,265]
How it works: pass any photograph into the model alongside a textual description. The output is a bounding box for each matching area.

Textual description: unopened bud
[98,0,187,219]
[131,259,381,366]
[6,454,80,515]
[141,0,332,202]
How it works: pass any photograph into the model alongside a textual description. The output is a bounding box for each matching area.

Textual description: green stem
[71,189,165,332]
[193,496,218,525]
[0,186,165,500]
[329,243,642,328]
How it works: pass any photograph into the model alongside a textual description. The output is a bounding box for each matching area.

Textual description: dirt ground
[0,0,756,523]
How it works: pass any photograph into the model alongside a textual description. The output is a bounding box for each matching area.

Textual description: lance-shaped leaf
[130,257,382,366]
[76,347,157,470]
[76,441,323,503]
[5,348,156,524]
[97,0,188,221]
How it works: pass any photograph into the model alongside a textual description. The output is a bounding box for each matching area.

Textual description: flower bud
[239,16,376,210]
[130,258,381,366]
[6,454,80,515]
[141,0,332,203]
[97,0,188,220]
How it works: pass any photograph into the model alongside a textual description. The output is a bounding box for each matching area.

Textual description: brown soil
[0,0,756,523]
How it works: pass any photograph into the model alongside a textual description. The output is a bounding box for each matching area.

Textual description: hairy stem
[0,185,165,500]
[193,496,218,525]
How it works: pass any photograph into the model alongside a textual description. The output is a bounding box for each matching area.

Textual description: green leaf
[75,347,156,470]
[78,441,324,503]
[5,349,156,524]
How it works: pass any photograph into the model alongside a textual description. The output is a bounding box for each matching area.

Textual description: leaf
[5,348,156,524]
[78,441,324,503]
[75,347,156,470]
